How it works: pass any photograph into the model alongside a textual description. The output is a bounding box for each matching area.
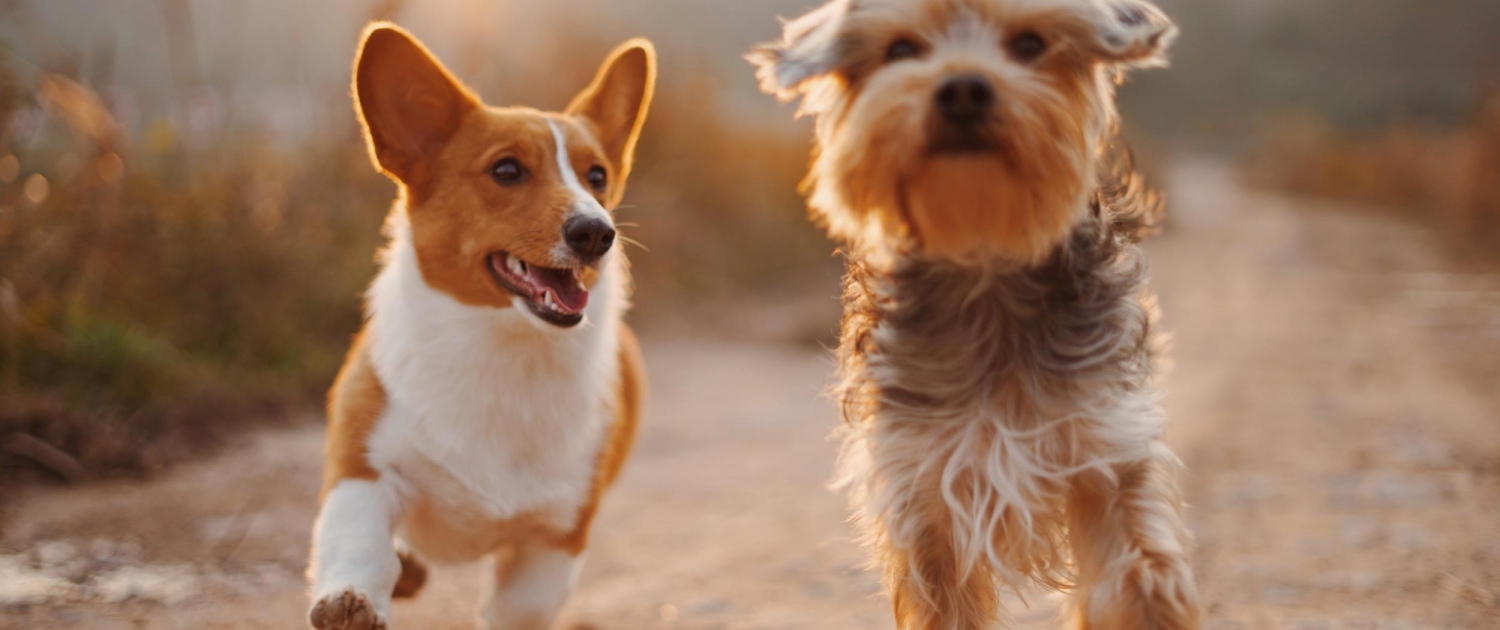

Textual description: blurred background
[2,1,1499,628]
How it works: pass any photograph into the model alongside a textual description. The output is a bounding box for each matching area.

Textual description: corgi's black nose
[563,215,615,261]
[935,75,994,124]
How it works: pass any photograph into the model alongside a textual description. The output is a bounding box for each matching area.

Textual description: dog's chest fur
[834,211,1168,584]
[839,214,1159,436]
[362,215,623,561]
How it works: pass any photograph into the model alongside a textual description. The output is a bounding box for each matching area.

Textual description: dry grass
[1245,93,1500,253]
[0,77,391,482]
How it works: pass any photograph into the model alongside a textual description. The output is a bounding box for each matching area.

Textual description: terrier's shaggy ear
[1070,0,1177,67]
[352,22,479,189]
[747,0,852,101]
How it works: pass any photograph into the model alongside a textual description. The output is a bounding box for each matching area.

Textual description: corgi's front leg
[309,478,404,630]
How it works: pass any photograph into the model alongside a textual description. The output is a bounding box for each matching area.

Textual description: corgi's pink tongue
[528,266,589,313]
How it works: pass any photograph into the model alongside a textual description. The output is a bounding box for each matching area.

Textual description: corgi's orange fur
[307,23,655,630]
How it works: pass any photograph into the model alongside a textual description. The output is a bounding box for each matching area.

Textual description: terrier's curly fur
[750,1,1201,628]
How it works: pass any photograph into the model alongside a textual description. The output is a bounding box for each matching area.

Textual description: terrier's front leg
[308,479,404,630]
[1066,443,1201,629]
[479,541,585,630]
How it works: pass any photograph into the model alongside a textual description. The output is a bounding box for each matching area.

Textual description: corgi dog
[307,23,654,630]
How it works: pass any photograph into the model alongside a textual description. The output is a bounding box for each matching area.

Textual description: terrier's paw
[310,588,388,630]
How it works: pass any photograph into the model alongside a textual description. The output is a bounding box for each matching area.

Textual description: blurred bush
[1134,0,1500,139]
[1246,92,1500,254]
[627,76,832,312]
[0,70,392,482]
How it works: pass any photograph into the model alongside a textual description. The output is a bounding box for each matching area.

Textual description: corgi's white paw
[310,587,388,630]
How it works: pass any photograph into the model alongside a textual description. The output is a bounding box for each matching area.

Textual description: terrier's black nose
[563,215,616,260]
[935,75,995,124]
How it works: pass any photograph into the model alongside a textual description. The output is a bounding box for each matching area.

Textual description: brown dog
[750,0,1200,627]
[307,23,654,630]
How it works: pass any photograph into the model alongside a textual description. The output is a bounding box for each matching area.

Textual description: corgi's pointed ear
[566,39,656,193]
[353,23,479,188]
[747,0,851,102]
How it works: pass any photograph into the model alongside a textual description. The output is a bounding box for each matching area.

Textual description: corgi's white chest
[360,214,623,529]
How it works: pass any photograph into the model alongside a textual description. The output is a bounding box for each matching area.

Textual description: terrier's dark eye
[1009,31,1048,62]
[492,158,526,185]
[586,166,608,192]
[885,38,921,63]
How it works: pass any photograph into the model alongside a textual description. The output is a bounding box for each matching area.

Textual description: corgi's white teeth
[574,278,587,292]
[544,291,559,312]
[506,254,526,275]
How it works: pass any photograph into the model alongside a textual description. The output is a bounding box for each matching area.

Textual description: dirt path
[3,160,1499,629]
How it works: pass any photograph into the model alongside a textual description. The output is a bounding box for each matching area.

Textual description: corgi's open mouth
[487,252,589,328]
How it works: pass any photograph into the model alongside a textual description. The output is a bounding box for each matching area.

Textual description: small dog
[750,0,1199,628]
[307,23,654,630]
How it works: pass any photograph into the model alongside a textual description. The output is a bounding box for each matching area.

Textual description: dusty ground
[3,160,1499,629]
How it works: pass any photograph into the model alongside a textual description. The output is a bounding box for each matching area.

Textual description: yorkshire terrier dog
[750,0,1199,628]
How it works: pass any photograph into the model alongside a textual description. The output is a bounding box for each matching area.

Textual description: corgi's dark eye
[1009,31,1048,62]
[885,38,921,63]
[491,158,526,185]
[586,166,607,192]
